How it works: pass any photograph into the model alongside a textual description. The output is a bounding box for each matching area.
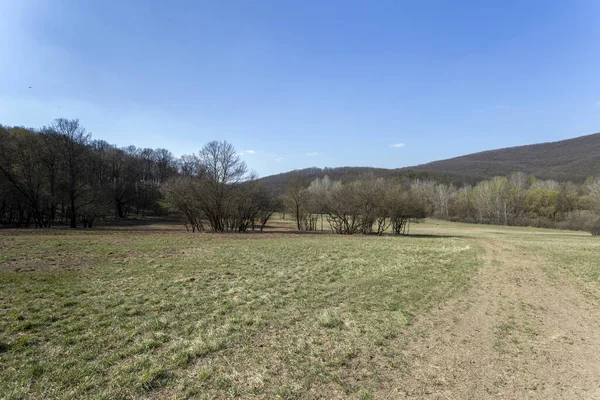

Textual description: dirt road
[379,234,600,399]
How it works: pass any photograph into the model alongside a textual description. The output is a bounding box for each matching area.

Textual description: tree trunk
[70,193,77,228]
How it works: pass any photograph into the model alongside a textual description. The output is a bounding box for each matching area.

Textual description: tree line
[418,172,600,234]
[0,119,177,228]
[0,121,278,232]
[283,172,600,236]
[1,119,599,235]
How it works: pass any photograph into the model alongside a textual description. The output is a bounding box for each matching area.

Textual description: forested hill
[404,132,600,182]
[257,167,446,196]
[259,133,600,192]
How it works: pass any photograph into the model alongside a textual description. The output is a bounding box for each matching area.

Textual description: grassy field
[0,218,598,399]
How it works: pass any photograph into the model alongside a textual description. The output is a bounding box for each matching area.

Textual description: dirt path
[378,236,600,399]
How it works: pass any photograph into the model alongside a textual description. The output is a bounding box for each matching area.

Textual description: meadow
[1,218,599,399]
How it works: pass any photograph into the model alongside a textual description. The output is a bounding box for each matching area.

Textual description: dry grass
[0,219,479,399]
[378,220,600,399]
[2,218,598,399]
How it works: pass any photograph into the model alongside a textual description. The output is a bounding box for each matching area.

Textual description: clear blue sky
[1,0,600,177]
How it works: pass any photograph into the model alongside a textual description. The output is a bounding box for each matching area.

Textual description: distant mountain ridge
[405,132,600,182]
[259,132,600,193]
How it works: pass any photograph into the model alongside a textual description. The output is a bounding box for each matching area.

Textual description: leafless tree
[325,182,363,234]
[0,128,53,227]
[50,118,92,228]
[588,177,600,210]
[388,186,427,235]
[508,172,529,225]
[432,183,456,219]
[162,176,205,232]
[354,175,386,234]
[307,175,338,231]
[286,175,311,230]
[196,141,249,232]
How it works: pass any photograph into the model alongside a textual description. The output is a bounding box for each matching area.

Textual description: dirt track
[379,235,600,399]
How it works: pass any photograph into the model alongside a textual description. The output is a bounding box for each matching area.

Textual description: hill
[257,166,450,195]
[405,132,600,183]
[259,133,600,193]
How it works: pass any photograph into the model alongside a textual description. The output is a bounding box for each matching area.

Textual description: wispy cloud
[244,149,256,154]
[495,105,510,109]
[596,101,600,107]
[262,151,283,162]
[306,152,320,156]
[389,143,405,148]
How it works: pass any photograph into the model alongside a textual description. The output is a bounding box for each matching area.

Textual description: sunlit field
[1,218,598,399]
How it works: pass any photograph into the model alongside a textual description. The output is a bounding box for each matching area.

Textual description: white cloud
[306,152,320,156]
[274,157,284,162]
[495,105,510,109]
[596,101,600,107]
[244,149,256,154]
[389,143,405,148]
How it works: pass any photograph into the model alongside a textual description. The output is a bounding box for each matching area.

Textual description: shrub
[557,214,590,232]
[588,218,600,236]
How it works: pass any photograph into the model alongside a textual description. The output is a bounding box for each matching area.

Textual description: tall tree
[196,141,249,232]
[285,175,310,230]
[50,118,91,228]
[588,177,600,210]
[0,128,52,227]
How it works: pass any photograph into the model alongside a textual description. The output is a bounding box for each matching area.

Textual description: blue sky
[1,0,600,177]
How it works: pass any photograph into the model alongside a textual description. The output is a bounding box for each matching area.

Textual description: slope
[259,132,600,192]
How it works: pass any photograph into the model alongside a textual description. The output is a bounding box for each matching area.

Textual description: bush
[557,214,591,232]
[588,218,600,236]
[555,213,600,236]
[524,217,556,229]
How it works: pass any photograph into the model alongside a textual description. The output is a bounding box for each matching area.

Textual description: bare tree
[50,118,91,228]
[508,172,529,225]
[162,176,205,232]
[588,177,600,211]
[354,175,386,234]
[474,179,494,223]
[224,180,276,232]
[0,128,53,227]
[325,182,363,234]
[432,183,456,219]
[490,177,509,225]
[307,175,339,231]
[452,185,475,222]
[388,185,427,235]
[196,141,250,232]
[285,175,310,230]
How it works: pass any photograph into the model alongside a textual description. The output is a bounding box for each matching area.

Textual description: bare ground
[378,235,600,399]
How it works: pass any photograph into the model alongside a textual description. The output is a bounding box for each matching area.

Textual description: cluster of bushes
[161,141,279,232]
[555,213,600,235]
[285,175,427,235]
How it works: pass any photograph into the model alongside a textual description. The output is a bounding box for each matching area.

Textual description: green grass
[416,218,600,284]
[466,222,600,285]
[0,225,480,399]
[522,235,600,285]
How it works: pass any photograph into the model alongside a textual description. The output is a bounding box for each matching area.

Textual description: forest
[1,119,599,235]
